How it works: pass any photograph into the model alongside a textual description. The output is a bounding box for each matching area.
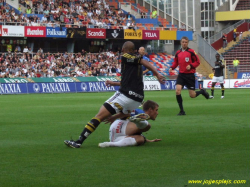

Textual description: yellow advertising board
[160,30,177,40]
[124,29,142,40]
[216,10,250,21]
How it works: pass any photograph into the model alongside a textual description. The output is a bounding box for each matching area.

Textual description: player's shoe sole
[64,140,81,148]
[177,111,186,116]
[98,142,110,148]
[129,113,150,122]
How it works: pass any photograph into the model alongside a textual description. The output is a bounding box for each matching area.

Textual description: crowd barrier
[0,76,198,95]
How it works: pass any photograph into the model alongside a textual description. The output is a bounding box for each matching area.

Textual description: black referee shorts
[176,73,195,90]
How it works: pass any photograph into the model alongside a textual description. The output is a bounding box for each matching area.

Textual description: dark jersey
[119,53,144,102]
[213,60,224,77]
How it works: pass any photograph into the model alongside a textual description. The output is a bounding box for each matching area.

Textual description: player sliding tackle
[99,100,161,147]
[64,41,165,148]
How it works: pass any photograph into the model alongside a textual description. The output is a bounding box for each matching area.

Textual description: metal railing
[197,34,223,67]
[207,19,248,44]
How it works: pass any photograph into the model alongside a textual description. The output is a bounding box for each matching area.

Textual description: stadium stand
[222,31,250,72]
[235,0,250,10]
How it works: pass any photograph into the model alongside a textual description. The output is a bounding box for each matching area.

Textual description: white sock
[109,137,137,147]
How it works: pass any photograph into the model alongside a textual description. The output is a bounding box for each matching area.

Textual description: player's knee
[176,90,181,95]
[136,136,146,146]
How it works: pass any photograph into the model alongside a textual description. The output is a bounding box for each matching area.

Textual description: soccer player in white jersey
[98,100,161,148]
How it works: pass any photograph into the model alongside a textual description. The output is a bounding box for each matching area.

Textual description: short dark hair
[181,36,189,42]
[215,53,220,57]
[143,100,159,111]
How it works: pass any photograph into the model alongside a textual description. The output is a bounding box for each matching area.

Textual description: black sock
[211,87,214,96]
[221,87,225,96]
[176,95,184,112]
[76,118,101,144]
[195,90,203,97]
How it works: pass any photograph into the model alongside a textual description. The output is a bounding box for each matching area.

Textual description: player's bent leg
[99,137,138,147]
[64,105,113,148]
[188,89,197,98]
[126,121,151,136]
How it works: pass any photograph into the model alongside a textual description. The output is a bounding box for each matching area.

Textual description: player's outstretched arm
[105,80,121,87]
[104,112,130,124]
[146,139,162,142]
[140,59,166,84]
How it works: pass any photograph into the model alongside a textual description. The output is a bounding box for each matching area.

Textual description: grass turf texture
[0,89,249,187]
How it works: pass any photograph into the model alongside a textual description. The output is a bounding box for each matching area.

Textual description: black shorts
[176,73,195,90]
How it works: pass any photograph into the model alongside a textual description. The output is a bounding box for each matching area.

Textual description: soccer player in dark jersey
[209,54,225,99]
[169,36,209,116]
[64,41,165,148]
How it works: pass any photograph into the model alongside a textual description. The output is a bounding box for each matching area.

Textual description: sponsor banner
[144,81,161,90]
[46,27,67,38]
[27,82,76,93]
[0,76,161,83]
[86,28,106,39]
[203,80,230,88]
[66,27,86,38]
[237,72,250,79]
[75,82,119,92]
[30,77,76,83]
[106,29,124,39]
[0,25,2,36]
[142,30,159,40]
[176,31,193,40]
[124,29,142,40]
[230,79,250,88]
[76,76,121,82]
[2,26,24,37]
[161,80,198,90]
[159,30,176,40]
[25,26,46,37]
[0,78,29,83]
[0,83,27,94]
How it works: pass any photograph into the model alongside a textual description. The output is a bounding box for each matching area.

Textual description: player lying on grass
[98,100,161,148]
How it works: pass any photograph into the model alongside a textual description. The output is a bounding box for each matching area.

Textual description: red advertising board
[86,28,106,39]
[25,26,46,37]
[142,30,159,40]
[0,25,2,36]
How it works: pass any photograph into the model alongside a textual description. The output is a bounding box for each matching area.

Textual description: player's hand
[147,139,162,142]
[169,68,172,73]
[156,73,166,84]
[103,116,116,124]
[105,80,113,87]
[186,65,191,70]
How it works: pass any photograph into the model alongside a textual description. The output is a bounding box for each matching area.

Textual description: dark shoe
[177,111,186,116]
[201,88,209,99]
[64,140,81,148]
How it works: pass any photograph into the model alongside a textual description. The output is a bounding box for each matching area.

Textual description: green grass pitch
[0,89,249,187]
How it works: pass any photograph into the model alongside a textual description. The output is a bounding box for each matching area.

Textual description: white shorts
[212,76,224,84]
[109,119,129,142]
[105,91,142,114]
